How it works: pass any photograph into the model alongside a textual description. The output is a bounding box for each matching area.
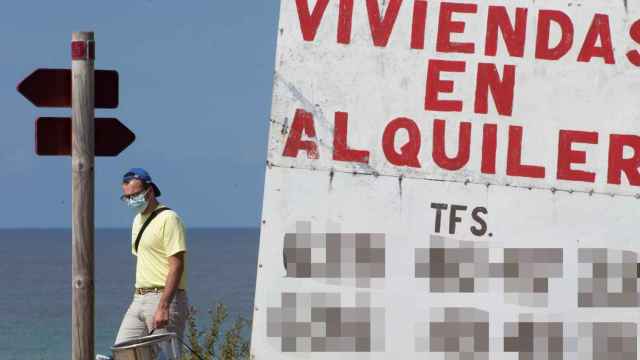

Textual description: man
[114,168,188,354]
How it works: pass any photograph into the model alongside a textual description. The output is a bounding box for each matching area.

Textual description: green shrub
[180,303,251,360]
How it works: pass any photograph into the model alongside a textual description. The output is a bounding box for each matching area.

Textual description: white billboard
[251,0,640,359]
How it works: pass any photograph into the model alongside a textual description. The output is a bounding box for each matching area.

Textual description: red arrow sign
[18,69,118,108]
[36,117,135,156]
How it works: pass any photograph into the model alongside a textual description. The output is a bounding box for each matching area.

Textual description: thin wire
[176,337,207,360]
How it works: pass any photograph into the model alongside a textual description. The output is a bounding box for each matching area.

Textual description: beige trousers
[114,291,189,355]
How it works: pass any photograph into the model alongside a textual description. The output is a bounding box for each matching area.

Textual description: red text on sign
[282,109,640,188]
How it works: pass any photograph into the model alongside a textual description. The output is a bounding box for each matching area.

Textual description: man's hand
[154,252,184,331]
[153,303,170,330]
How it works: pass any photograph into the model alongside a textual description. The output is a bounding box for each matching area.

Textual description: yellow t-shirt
[131,204,188,289]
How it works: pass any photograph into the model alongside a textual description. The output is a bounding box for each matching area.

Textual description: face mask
[126,189,149,213]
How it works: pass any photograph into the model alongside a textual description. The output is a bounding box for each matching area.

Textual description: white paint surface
[252,0,640,358]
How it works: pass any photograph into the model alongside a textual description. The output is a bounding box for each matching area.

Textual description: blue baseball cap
[122,168,161,197]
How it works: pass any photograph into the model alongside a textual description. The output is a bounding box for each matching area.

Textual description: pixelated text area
[283,225,385,279]
[579,248,640,307]
[267,293,385,352]
[415,236,563,306]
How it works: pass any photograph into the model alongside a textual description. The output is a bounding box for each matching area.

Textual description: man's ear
[146,186,155,201]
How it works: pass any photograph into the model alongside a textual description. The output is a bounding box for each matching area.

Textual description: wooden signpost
[17,32,135,360]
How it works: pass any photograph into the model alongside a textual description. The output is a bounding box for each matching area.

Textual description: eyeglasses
[120,188,149,202]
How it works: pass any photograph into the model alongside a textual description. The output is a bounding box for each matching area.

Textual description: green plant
[181,303,251,360]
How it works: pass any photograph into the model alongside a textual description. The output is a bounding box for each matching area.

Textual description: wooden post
[71,31,95,360]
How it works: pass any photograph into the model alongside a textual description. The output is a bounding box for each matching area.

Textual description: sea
[0,228,260,360]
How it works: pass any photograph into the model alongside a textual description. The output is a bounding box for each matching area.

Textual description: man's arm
[153,252,185,330]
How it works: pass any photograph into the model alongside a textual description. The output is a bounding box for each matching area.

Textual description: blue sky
[0,1,279,228]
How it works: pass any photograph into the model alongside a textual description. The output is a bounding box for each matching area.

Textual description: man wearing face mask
[113,168,188,354]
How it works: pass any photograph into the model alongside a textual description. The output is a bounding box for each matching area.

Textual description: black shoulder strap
[134,207,171,254]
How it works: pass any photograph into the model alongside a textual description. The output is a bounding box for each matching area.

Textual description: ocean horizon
[0,228,260,359]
